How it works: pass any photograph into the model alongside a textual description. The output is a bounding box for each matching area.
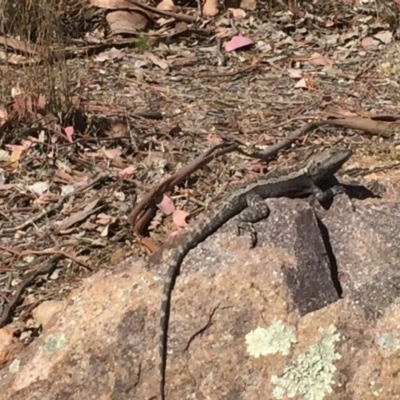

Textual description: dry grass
[0,0,86,114]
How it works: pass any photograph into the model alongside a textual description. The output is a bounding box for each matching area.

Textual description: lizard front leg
[312,184,344,203]
[237,192,270,248]
[306,175,346,204]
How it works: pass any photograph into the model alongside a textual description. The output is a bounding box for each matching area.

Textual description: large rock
[1,175,400,399]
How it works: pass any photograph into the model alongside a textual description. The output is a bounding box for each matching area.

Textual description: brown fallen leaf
[157,0,177,11]
[56,198,102,232]
[106,10,152,35]
[309,52,335,67]
[203,0,219,16]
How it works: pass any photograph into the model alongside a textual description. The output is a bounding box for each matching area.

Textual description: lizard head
[306,147,352,181]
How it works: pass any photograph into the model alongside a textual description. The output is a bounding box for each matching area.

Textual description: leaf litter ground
[1,2,400,339]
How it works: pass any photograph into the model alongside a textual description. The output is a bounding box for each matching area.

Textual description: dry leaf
[0,149,10,162]
[288,69,303,79]
[309,52,335,67]
[106,10,152,35]
[228,8,246,20]
[9,147,23,168]
[374,30,392,44]
[215,27,229,39]
[143,52,169,70]
[97,213,113,225]
[118,165,136,177]
[0,184,15,191]
[29,181,50,195]
[100,225,110,237]
[64,126,74,142]
[61,185,75,196]
[361,37,379,51]
[240,0,257,10]
[157,0,177,11]
[203,0,219,16]
[225,35,254,52]
[206,134,223,145]
[114,191,126,201]
[157,195,175,215]
[294,77,308,88]
[103,148,123,159]
[94,47,126,62]
[0,106,8,125]
[172,209,189,228]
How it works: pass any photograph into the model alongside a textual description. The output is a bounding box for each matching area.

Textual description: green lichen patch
[378,332,400,350]
[271,325,341,400]
[245,321,297,358]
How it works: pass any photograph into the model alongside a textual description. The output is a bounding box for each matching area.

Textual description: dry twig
[0,255,62,328]
[128,142,239,234]
[2,172,109,234]
[248,117,397,160]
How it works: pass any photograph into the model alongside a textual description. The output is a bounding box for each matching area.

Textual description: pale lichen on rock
[271,325,341,400]
[245,320,297,358]
[377,332,400,350]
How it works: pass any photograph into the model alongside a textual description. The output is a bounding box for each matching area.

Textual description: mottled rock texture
[2,176,400,400]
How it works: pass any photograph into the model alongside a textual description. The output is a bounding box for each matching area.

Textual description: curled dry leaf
[157,194,175,215]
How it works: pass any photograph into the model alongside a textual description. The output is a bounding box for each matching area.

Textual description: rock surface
[2,174,400,399]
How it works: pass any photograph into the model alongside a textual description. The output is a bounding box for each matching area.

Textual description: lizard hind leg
[237,192,271,248]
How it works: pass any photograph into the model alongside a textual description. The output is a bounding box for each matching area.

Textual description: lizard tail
[159,264,178,400]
